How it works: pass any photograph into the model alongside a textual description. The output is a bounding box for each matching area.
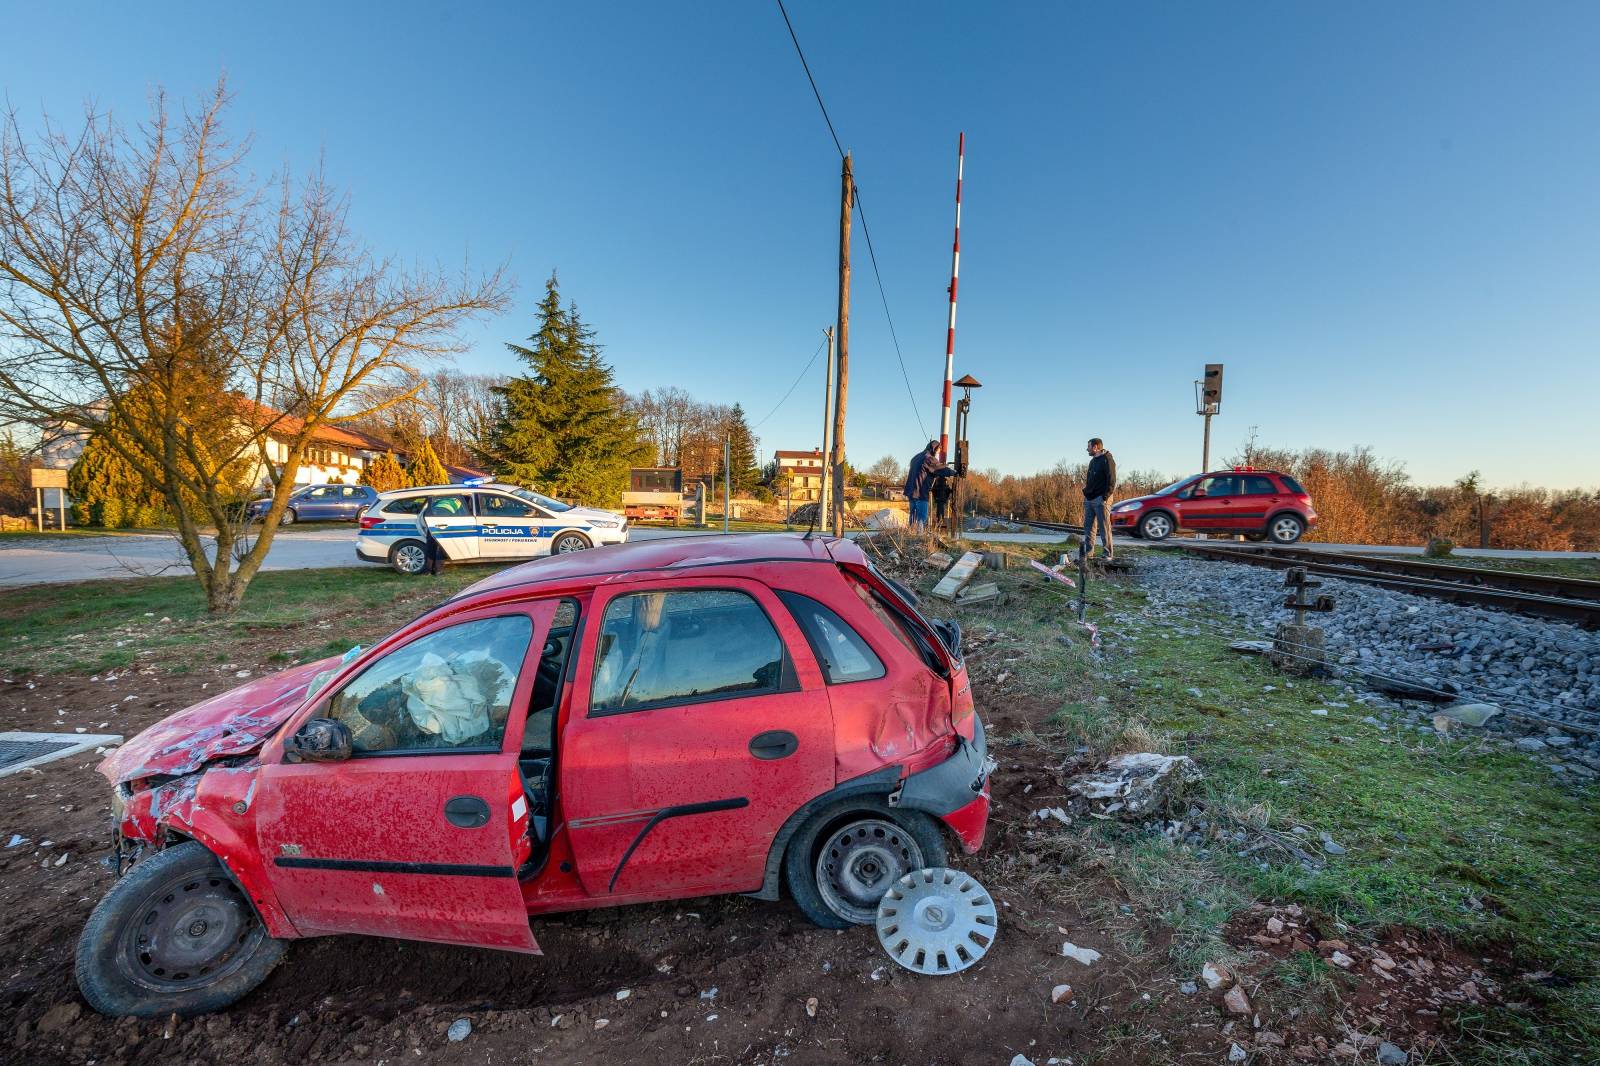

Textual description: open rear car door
[254,600,559,952]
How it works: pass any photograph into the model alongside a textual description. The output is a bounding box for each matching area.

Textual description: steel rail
[1218,545,1600,604]
[1169,542,1600,628]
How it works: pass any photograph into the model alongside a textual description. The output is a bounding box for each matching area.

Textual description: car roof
[456,532,857,599]
[376,482,522,498]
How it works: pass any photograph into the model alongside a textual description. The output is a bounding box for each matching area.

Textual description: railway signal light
[1201,363,1223,413]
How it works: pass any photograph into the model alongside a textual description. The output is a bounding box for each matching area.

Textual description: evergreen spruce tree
[360,451,407,492]
[405,438,451,488]
[484,275,651,506]
[726,404,761,495]
[69,423,168,528]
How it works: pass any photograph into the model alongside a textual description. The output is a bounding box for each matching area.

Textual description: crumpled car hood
[99,656,340,785]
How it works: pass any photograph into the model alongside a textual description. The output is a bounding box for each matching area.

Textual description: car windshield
[1156,477,1197,496]
[510,488,572,513]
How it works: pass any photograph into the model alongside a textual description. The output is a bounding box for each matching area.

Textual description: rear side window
[777,592,885,684]
[1279,475,1307,495]
[1242,475,1276,495]
[590,589,788,714]
[383,495,431,515]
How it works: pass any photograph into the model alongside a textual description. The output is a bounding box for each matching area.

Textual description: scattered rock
[1061,942,1101,965]
[446,1019,471,1042]
[1376,1042,1409,1065]
[1201,962,1232,990]
[1329,951,1354,968]
[1515,737,1548,753]
[593,1018,610,1030]
[1179,981,1198,995]
[1051,983,1073,1004]
[1228,1043,1247,1062]
[1010,1056,1036,1066]
[805,997,818,1018]
[1433,702,1501,728]
[36,1003,81,1034]
[1223,985,1252,1015]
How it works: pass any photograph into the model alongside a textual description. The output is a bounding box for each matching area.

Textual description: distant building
[774,449,826,502]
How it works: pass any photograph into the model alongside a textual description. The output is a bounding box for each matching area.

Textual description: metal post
[939,133,964,464]
[1202,411,1212,472]
[831,155,853,538]
[818,327,834,532]
[723,437,731,534]
[35,487,43,532]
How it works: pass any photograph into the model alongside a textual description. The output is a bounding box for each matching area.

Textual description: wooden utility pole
[818,326,834,531]
[831,153,853,537]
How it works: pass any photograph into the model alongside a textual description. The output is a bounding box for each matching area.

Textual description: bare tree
[0,83,508,610]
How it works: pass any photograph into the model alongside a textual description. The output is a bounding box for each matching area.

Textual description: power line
[774,0,929,440]
[752,336,827,430]
[775,0,845,158]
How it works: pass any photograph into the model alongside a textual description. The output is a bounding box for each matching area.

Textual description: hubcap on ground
[816,819,923,924]
[555,536,587,554]
[395,545,427,573]
[876,867,998,975]
[122,872,262,990]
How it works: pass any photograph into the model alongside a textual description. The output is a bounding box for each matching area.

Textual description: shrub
[1424,537,1455,558]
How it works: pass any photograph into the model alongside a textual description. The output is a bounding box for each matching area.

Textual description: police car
[356,480,629,575]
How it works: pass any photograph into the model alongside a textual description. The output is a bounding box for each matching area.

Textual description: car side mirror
[1189,487,1206,498]
[285,717,354,763]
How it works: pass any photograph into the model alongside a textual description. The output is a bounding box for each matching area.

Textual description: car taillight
[359,515,382,529]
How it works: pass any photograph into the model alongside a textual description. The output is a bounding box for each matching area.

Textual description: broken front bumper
[891,717,995,854]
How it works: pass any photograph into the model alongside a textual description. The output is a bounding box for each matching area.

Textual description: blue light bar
[461,476,492,487]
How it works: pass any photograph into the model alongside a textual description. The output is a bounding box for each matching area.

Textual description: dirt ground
[0,571,1527,1066]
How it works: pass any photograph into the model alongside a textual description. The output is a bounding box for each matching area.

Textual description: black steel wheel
[76,842,286,1017]
[783,798,947,929]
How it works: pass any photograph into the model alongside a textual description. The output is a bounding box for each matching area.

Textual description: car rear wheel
[552,532,591,555]
[784,798,947,929]
[389,539,429,575]
[1268,514,1305,544]
[75,841,286,1018]
[1138,511,1174,540]
[279,508,297,526]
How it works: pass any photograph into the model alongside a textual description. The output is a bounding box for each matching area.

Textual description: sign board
[30,468,68,489]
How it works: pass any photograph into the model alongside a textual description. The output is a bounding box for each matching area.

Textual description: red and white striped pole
[939,132,964,463]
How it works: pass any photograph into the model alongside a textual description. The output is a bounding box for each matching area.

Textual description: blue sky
[6,1,1598,489]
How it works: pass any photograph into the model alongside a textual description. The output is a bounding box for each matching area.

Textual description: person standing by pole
[903,440,938,531]
[1081,437,1117,562]
[930,460,957,534]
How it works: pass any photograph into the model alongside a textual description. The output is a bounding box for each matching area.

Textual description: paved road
[0,526,743,587]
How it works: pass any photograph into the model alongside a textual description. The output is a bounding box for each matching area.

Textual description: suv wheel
[1137,511,1174,540]
[552,532,591,555]
[389,539,429,575]
[1268,514,1305,544]
[75,841,286,1017]
[784,798,947,929]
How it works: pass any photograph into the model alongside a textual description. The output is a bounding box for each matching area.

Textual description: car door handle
[444,795,491,829]
[749,730,799,760]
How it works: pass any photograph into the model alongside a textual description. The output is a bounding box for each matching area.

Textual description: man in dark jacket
[1081,437,1117,561]
[903,440,939,530]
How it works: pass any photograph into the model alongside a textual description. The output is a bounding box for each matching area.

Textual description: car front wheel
[784,798,947,929]
[552,532,592,555]
[389,539,430,575]
[75,841,287,1018]
[1268,514,1305,544]
[1138,511,1174,540]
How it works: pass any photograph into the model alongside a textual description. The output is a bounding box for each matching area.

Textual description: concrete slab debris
[931,551,985,600]
[0,731,124,778]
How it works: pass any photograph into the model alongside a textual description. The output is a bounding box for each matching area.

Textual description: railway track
[1170,542,1600,628]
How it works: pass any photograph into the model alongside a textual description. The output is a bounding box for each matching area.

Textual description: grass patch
[893,538,1599,1063]
[0,565,509,675]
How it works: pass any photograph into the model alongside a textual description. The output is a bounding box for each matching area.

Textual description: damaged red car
[77,534,993,1016]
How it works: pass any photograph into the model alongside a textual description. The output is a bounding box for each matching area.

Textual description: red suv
[76,534,992,1017]
[1112,467,1317,543]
